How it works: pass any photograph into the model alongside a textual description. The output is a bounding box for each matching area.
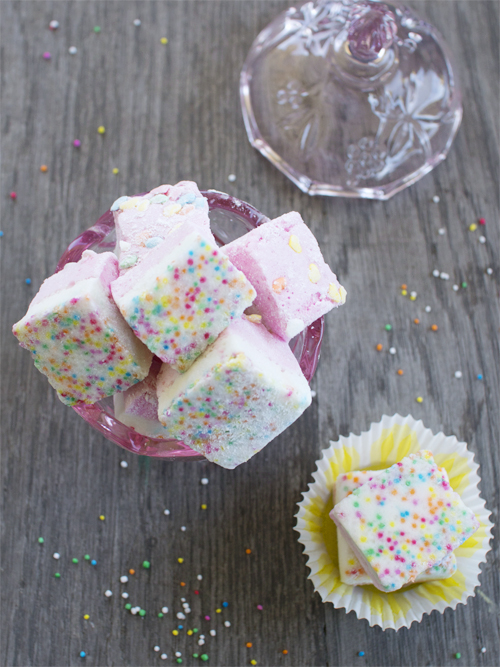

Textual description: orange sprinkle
[129,569,135,575]
[414,318,420,324]
[401,284,407,290]
[376,343,383,352]
[431,324,438,331]
[272,277,286,293]
[246,643,253,648]
[282,650,288,655]
[40,164,48,172]
[180,581,186,587]
[397,369,404,376]
[245,548,252,555]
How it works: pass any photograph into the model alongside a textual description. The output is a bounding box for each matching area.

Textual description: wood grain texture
[1,1,498,665]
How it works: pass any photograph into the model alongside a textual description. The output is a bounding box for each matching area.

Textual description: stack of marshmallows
[13,182,346,469]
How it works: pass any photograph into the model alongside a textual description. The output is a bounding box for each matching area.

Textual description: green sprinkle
[158,612,164,618]
[93,26,101,33]
[125,603,132,610]
[193,628,198,633]
[461,282,467,289]
[72,558,79,564]
[193,655,199,659]
[84,554,90,560]
[201,656,209,662]
[139,609,146,616]
[38,537,44,544]
[455,653,461,659]
[385,324,392,331]
[142,560,150,569]
[177,660,183,664]
[54,572,61,578]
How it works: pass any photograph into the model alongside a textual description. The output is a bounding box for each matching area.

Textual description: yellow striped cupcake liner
[295,414,493,630]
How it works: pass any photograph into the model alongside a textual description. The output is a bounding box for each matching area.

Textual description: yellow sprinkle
[469,223,477,232]
[120,197,141,210]
[164,203,182,217]
[83,614,90,620]
[40,164,48,173]
[401,289,407,296]
[99,515,105,521]
[416,396,423,403]
[137,199,150,212]
[178,558,184,564]
[160,37,168,45]
[308,263,320,284]
[97,125,105,135]
[187,630,193,636]
[328,283,346,304]
[410,295,416,301]
[251,661,257,666]
[216,608,222,613]
[112,167,119,175]
[201,504,207,510]
[288,234,302,253]
[246,314,262,323]
[172,630,179,636]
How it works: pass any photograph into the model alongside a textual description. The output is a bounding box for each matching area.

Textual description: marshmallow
[224,211,345,341]
[112,181,210,272]
[156,317,312,468]
[111,222,256,373]
[13,251,152,405]
[334,470,457,586]
[330,451,479,592]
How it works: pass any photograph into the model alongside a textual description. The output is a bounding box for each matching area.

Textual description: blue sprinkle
[194,197,206,208]
[145,236,164,248]
[178,624,183,629]
[0,231,4,237]
[25,278,31,285]
[358,651,365,657]
[222,601,228,607]
[110,195,129,211]
[80,651,86,658]
[179,193,196,205]
[477,374,483,380]
[91,560,97,566]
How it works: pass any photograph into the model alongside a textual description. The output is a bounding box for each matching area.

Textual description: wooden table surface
[1,1,499,665]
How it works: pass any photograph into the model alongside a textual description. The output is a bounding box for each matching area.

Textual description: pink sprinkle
[10,191,17,200]
[479,217,486,225]
[73,139,81,148]
[194,590,199,595]
[204,615,210,621]
[257,605,263,610]
[43,51,51,60]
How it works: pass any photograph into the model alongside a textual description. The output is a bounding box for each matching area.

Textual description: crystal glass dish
[240,0,462,199]
[57,191,324,459]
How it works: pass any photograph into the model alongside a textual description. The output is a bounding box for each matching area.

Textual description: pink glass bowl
[58,190,324,459]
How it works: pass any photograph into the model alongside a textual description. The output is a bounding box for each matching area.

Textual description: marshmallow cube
[330,451,479,592]
[334,470,457,586]
[224,211,346,341]
[113,357,170,438]
[112,181,210,272]
[13,250,152,406]
[156,317,312,468]
[111,222,256,373]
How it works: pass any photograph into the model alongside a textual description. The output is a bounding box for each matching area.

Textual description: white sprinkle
[133,19,142,26]
[154,646,160,652]
[199,635,205,640]
[120,460,128,468]
[131,606,141,615]
[120,575,128,583]
[53,552,60,560]
[69,46,77,55]
[486,267,493,275]
[455,371,463,379]
[185,608,191,614]
[432,195,440,203]
[410,291,417,298]
[210,629,216,636]
[224,621,231,627]
[180,526,186,532]
[177,612,186,620]
[161,606,169,614]
[49,20,59,30]
[453,284,459,291]
[197,574,203,581]
[438,228,446,235]
[161,654,168,660]
[200,478,209,485]
[389,347,396,355]
[481,647,486,653]
[180,597,186,602]
[479,235,486,244]
[175,652,182,658]
[122,592,129,599]
[228,174,236,182]
[432,270,440,277]
[182,602,189,608]
[311,390,317,398]
[198,639,205,646]
[440,272,450,280]
[164,509,170,516]
[104,590,113,597]
[425,305,432,313]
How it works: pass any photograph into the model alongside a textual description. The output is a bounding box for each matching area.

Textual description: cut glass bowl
[57,190,324,459]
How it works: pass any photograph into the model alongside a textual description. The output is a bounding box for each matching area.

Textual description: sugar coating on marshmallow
[111,222,256,373]
[114,356,170,438]
[334,470,457,586]
[112,182,210,272]
[156,317,312,468]
[224,211,346,341]
[13,250,152,406]
[330,451,479,592]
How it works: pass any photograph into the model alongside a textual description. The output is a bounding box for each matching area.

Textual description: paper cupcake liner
[295,414,493,630]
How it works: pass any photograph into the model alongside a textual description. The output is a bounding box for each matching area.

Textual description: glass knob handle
[347,1,398,62]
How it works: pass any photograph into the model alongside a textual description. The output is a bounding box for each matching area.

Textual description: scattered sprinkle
[54,572,61,578]
[139,609,146,617]
[142,560,150,569]
[210,630,216,637]
[477,374,483,380]
[455,371,463,379]
[453,284,459,292]
[245,549,252,555]
[53,553,60,559]
[83,614,89,620]
[73,139,81,148]
[201,656,209,663]
[10,192,17,200]
[224,621,231,627]
[413,318,420,325]
[160,37,168,45]
[469,224,477,232]
[438,228,446,235]
[246,643,253,648]
[479,235,486,244]
[197,575,203,581]
[416,396,423,403]
[43,52,51,60]
[38,537,44,544]
[401,289,407,296]
[384,324,392,331]
[228,174,236,182]
[181,526,186,532]
[125,603,132,610]
[25,278,32,285]
[256,605,263,610]
[80,651,86,659]
[216,608,222,614]
[154,647,160,652]
[481,647,486,653]
[201,504,207,510]
[69,46,78,55]
[97,126,105,135]
[94,26,101,33]
[0,231,3,237]
[432,195,440,203]
[91,560,97,566]
[397,369,403,376]
[133,19,141,26]
[172,630,179,636]
[440,272,450,280]
[431,324,438,331]
[376,343,383,352]
[84,555,90,560]
[180,582,186,587]
[486,268,492,275]
[201,478,209,485]
[432,270,440,277]
[479,218,486,225]
[120,460,128,468]
[389,347,396,355]
[401,284,407,290]
[72,558,79,564]
[164,509,170,516]
[99,515,105,521]
[161,654,168,660]
[178,558,184,564]
[222,601,228,607]
[122,592,129,599]
[112,168,119,175]
[205,615,211,621]
[358,651,365,657]
[49,20,59,30]
[455,653,461,659]
[250,661,257,666]
[40,164,48,173]
[162,606,169,613]
[425,306,432,313]
[410,291,417,300]
[283,650,288,655]
[104,590,112,597]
